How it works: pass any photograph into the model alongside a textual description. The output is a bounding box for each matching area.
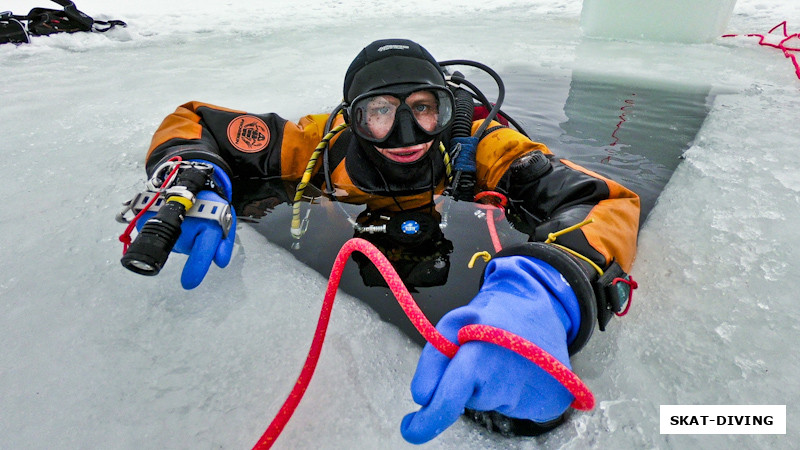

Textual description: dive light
[120,166,212,276]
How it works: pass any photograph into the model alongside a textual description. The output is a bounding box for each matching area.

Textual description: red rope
[473,191,508,253]
[612,277,638,317]
[251,237,594,449]
[603,94,636,164]
[723,21,800,80]
[118,156,183,254]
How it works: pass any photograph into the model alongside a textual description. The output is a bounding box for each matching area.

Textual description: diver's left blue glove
[400,255,582,444]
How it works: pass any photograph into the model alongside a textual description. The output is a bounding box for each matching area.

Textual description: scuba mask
[343,39,454,151]
[348,85,454,148]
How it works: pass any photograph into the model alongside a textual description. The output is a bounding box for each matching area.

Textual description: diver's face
[365,90,438,163]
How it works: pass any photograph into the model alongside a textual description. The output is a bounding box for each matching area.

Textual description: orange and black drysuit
[145,101,640,353]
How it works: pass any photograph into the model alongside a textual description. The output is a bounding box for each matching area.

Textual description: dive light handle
[120,167,211,276]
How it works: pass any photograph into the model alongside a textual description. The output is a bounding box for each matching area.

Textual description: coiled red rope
[723,21,800,80]
[251,237,594,449]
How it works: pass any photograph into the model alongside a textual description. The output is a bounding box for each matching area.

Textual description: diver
[120,38,640,444]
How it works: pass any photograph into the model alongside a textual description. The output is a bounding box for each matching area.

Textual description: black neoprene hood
[343,39,446,103]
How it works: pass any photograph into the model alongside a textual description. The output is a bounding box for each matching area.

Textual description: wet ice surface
[1,0,799,449]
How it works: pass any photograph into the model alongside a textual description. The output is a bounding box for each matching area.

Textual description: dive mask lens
[350,87,453,143]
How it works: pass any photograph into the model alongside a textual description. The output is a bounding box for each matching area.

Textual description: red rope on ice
[118,156,183,254]
[251,237,594,450]
[723,21,800,80]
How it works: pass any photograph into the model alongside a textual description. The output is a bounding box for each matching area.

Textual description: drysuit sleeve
[144,101,333,183]
[474,124,640,274]
[473,124,640,348]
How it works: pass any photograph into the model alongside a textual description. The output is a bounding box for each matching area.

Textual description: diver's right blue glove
[400,255,582,444]
[136,161,236,289]
[170,190,236,289]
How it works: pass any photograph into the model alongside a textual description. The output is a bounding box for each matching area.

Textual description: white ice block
[580,0,737,43]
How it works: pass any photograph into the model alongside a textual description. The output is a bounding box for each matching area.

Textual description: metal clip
[115,197,138,223]
[298,208,311,236]
[119,190,233,237]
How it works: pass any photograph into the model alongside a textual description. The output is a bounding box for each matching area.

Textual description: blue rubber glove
[138,161,236,289]
[400,255,582,444]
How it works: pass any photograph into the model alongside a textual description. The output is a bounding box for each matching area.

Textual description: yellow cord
[439,142,452,184]
[291,122,348,238]
[466,218,604,276]
[544,218,594,244]
[468,251,492,268]
[543,218,604,276]
[551,243,604,276]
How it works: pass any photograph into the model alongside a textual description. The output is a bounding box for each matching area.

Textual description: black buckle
[594,261,633,331]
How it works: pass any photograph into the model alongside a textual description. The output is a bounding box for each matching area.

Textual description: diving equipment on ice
[0,0,126,45]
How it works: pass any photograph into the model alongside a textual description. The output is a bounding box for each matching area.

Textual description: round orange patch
[227,115,270,153]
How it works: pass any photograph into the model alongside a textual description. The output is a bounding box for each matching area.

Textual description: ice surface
[581,0,738,43]
[1,0,799,449]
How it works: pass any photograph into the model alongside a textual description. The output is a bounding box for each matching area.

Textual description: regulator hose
[450,85,475,139]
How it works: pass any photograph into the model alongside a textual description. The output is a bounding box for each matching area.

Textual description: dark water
[250,197,526,345]
[247,69,714,343]
[501,69,713,221]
